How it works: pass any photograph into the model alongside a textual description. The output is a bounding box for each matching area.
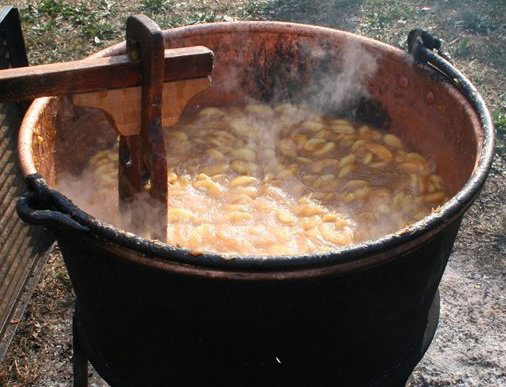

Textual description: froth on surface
[56,103,447,257]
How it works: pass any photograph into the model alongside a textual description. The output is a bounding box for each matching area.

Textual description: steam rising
[54,41,445,254]
[58,41,378,237]
[305,40,378,115]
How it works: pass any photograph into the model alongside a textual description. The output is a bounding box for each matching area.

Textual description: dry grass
[0,248,74,386]
[10,0,254,64]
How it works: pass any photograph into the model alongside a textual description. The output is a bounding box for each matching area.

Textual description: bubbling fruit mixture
[61,103,448,257]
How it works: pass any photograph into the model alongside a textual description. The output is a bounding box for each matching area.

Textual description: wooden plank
[0,46,213,102]
[72,77,211,136]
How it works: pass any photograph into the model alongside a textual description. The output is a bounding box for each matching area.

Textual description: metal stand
[0,6,29,69]
[72,314,89,387]
[72,302,131,387]
[69,292,441,386]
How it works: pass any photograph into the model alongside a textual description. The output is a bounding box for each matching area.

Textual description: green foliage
[143,9,221,29]
[493,94,506,157]
[494,115,506,157]
[23,0,117,45]
[242,0,270,18]
[179,11,220,25]
[141,0,173,14]
[138,0,227,28]
[455,11,499,35]
[454,36,473,57]
[362,0,416,30]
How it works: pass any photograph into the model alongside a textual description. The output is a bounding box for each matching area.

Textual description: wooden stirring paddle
[0,15,214,241]
[119,14,167,241]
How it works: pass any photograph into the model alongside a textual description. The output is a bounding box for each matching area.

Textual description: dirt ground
[0,0,505,385]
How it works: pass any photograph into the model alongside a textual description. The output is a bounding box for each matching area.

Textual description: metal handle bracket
[407,29,494,151]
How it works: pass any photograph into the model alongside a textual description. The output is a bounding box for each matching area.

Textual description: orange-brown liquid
[58,103,447,256]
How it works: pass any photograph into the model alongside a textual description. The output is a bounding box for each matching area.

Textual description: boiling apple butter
[59,103,447,256]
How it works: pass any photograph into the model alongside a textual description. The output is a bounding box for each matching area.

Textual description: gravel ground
[409,157,506,386]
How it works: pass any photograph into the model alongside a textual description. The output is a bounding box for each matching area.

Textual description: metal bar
[0,7,28,69]
[72,315,89,387]
[407,29,495,172]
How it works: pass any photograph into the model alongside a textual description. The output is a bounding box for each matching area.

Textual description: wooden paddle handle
[119,14,168,241]
[0,46,213,102]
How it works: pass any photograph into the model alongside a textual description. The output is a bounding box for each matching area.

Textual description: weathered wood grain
[0,46,213,102]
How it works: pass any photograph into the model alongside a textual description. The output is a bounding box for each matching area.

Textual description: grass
[241,0,270,19]
[0,250,73,386]
[139,0,226,29]
[493,94,506,158]
[362,0,417,30]
[19,0,125,63]
[24,0,116,41]
[15,0,252,64]
[141,0,171,13]
[454,36,473,57]
[455,9,500,35]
